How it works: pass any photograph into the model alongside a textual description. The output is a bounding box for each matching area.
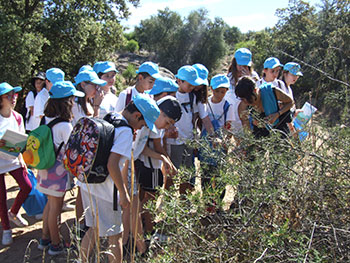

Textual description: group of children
[0,48,303,262]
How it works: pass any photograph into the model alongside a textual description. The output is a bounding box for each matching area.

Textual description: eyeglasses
[2,91,18,99]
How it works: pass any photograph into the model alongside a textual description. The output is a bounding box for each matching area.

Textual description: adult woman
[0,83,32,246]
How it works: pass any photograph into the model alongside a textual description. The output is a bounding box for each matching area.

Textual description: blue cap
[192,63,209,86]
[133,93,160,133]
[210,74,230,90]
[234,48,252,66]
[49,81,85,99]
[175,65,202,86]
[74,70,107,86]
[283,62,303,76]
[147,77,178,95]
[79,65,94,73]
[93,61,118,74]
[0,82,22,96]
[264,57,283,69]
[136,61,162,79]
[46,68,65,84]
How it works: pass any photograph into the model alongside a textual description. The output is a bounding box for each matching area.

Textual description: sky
[121,0,322,33]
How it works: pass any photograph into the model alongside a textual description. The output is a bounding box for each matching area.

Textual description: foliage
[0,0,138,101]
[125,39,140,53]
[134,8,228,73]
[122,63,137,85]
[147,123,350,262]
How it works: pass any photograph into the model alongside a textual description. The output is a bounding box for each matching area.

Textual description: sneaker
[48,243,64,256]
[38,238,51,250]
[62,203,75,212]
[8,210,29,227]
[2,230,13,246]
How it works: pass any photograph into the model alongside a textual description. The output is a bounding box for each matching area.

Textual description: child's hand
[165,125,178,138]
[294,109,303,118]
[120,192,130,210]
[93,87,104,107]
[266,112,279,125]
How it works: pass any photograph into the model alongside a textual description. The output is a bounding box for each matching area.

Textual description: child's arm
[107,152,130,209]
[201,115,214,135]
[237,101,250,131]
[267,89,294,125]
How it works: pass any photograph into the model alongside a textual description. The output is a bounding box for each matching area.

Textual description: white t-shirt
[167,91,199,145]
[99,92,118,119]
[72,103,87,127]
[115,86,140,113]
[0,112,25,174]
[80,115,133,202]
[132,126,151,161]
[197,102,208,119]
[33,88,50,129]
[43,117,72,148]
[207,97,235,128]
[25,91,36,131]
[139,127,163,169]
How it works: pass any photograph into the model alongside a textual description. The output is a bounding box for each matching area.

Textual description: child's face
[1,91,18,108]
[34,79,45,91]
[212,87,228,102]
[154,112,175,129]
[101,71,116,87]
[82,82,97,99]
[236,64,250,77]
[138,75,156,91]
[264,67,281,82]
[178,79,194,93]
[284,72,299,86]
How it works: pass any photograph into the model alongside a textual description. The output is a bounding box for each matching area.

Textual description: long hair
[44,95,74,121]
[227,57,253,85]
[235,76,257,104]
[192,85,208,104]
[75,83,92,116]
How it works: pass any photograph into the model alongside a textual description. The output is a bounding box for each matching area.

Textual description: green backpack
[23,118,66,170]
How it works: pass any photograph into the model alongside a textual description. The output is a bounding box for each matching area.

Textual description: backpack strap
[12,110,22,127]
[223,100,230,124]
[42,117,68,156]
[189,92,194,112]
[125,87,133,107]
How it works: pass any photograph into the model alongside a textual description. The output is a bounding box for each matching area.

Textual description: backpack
[63,113,133,184]
[201,100,230,137]
[23,117,66,170]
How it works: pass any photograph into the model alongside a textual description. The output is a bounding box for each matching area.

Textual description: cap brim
[271,64,283,69]
[150,73,162,79]
[101,67,118,74]
[188,78,203,86]
[213,84,230,89]
[145,119,157,133]
[13,86,22,93]
[91,79,107,86]
[296,72,303,76]
[236,59,252,67]
[73,90,85,97]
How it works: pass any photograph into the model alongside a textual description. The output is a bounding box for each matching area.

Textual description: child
[236,76,294,138]
[225,48,260,134]
[93,61,119,118]
[80,94,160,263]
[24,72,46,132]
[72,69,106,125]
[280,62,304,136]
[115,61,161,112]
[36,81,84,255]
[192,63,214,134]
[167,65,202,194]
[0,83,32,246]
[256,57,285,88]
[137,90,182,234]
[200,74,235,206]
[33,68,65,129]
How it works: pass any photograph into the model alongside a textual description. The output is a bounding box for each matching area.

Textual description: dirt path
[0,174,78,263]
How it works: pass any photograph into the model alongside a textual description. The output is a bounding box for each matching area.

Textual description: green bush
[147,123,350,262]
[125,39,139,53]
[122,63,137,86]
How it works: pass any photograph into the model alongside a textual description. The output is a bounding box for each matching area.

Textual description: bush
[147,123,350,262]
[122,63,137,86]
[125,39,139,53]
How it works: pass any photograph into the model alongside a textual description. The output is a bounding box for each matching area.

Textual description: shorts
[81,190,123,237]
[135,159,164,192]
[169,144,194,169]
